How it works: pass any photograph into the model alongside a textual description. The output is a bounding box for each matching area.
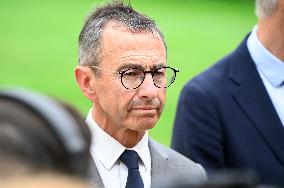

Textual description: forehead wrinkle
[100,45,166,66]
[116,54,166,64]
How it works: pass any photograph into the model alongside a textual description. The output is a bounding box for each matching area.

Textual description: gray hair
[255,0,279,18]
[78,2,167,71]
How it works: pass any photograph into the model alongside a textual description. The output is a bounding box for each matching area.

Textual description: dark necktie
[120,150,144,188]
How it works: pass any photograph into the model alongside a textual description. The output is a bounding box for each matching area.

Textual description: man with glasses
[74,2,206,188]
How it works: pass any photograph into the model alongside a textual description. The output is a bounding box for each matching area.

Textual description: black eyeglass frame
[118,66,179,89]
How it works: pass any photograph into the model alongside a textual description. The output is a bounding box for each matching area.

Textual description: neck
[108,129,146,148]
[257,4,284,61]
[92,109,145,148]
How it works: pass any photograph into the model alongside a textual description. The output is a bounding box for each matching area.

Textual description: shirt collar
[247,25,284,87]
[86,108,151,171]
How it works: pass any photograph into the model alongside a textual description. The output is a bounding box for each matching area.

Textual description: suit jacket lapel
[88,156,104,188]
[230,37,284,165]
[148,138,169,185]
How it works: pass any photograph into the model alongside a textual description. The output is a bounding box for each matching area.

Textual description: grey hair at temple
[78,1,167,71]
[255,0,279,18]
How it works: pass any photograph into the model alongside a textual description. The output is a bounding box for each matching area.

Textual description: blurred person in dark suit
[172,0,284,186]
[75,1,206,188]
[0,87,91,186]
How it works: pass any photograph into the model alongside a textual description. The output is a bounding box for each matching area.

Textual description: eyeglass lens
[121,67,176,89]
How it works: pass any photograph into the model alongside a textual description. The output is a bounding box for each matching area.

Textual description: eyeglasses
[91,66,179,89]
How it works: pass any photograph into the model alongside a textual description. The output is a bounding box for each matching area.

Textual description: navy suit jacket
[171,36,284,186]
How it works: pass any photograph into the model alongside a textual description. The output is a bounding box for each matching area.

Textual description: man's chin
[135,117,158,130]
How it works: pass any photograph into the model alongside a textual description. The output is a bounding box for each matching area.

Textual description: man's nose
[137,74,158,99]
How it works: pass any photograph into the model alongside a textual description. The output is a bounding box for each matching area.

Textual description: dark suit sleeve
[171,80,225,169]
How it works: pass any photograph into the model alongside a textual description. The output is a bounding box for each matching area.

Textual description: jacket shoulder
[149,139,207,187]
[150,139,206,176]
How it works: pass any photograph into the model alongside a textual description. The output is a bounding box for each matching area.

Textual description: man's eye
[124,71,137,76]
[123,69,142,77]
[155,71,164,76]
[154,69,165,77]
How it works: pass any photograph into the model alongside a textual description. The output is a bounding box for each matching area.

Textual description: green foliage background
[0,0,256,146]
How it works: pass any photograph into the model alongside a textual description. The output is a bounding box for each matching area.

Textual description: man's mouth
[130,106,158,114]
[132,106,158,110]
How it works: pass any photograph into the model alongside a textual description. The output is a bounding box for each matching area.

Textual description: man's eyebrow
[118,63,166,72]
[117,63,144,72]
[153,63,166,69]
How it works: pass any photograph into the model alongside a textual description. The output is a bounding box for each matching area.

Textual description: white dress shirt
[247,26,284,127]
[86,109,151,188]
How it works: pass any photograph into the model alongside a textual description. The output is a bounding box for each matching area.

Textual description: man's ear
[74,66,96,100]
